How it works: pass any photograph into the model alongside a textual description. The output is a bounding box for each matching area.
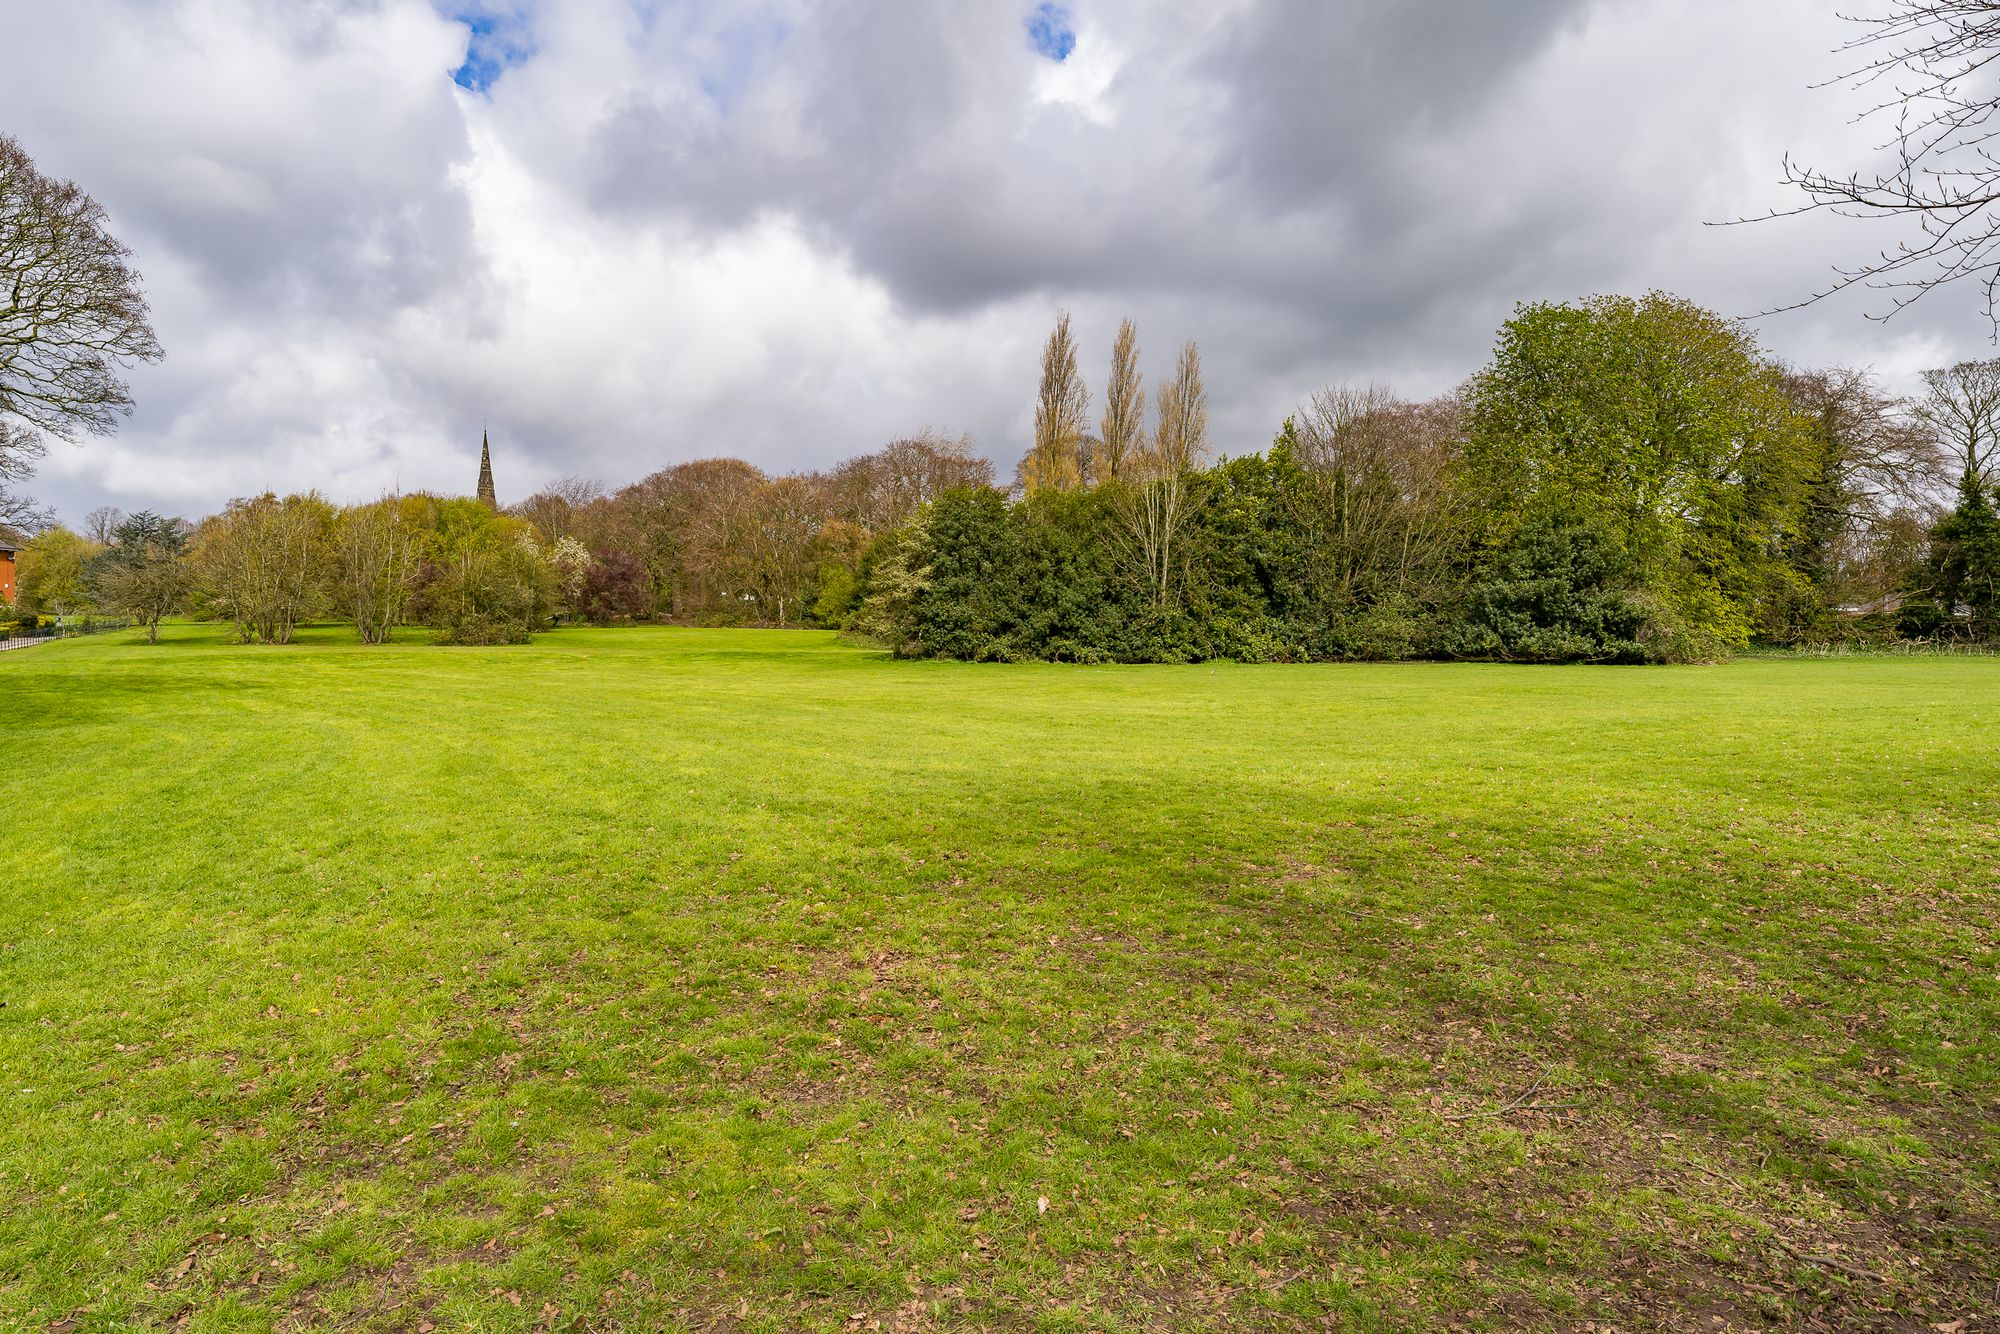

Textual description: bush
[911,488,1018,658]
[1451,517,1652,663]
[433,615,533,646]
[1332,594,1446,661]
[409,500,554,643]
[580,549,650,625]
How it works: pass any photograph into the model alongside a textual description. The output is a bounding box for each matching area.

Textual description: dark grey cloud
[1209,0,1591,215]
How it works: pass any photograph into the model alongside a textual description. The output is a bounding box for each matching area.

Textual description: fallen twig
[1772,1237,1890,1284]
[1686,1162,1745,1189]
[1441,1067,1576,1121]
[1217,1267,1312,1299]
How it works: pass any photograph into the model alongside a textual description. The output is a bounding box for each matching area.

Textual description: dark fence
[0,619,134,653]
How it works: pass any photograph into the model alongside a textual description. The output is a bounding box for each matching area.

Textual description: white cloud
[1032,23,1125,126]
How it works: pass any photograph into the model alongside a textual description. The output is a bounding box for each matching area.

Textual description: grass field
[1,624,1994,1332]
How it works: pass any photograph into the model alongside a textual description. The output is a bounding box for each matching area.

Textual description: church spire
[477,428,496,509]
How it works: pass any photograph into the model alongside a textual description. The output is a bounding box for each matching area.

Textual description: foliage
[910,487,1020,658]
[866,295,1877,665]
[1449,514,1652,663]
[334,497,421,644]
[546,535,594,619]
[820,431,992,534]
[1923,469,2000,638]
[15,526,100,617]
[88,510,192,643]
[849,509,933,653]
[805,520,869,627]
[579,548,650,625]
[409,498,553,645]
[67,292,1987,661]
[1465,292,1817,652]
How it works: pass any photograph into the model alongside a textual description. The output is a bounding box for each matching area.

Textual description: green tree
[1466,292,1816,655]
[410,498,553,644]
[91,510,191,642]
[851,509,934,655]
[912,488,1021,658]
[806,519,869,627]
[1926,470,2000,639]
[1450,514,1651,664]
[16,526,100,618]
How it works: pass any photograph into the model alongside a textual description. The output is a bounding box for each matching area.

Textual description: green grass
[1,624,1994,1331]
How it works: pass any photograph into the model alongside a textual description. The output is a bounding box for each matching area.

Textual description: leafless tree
[1099,318,1145,483]
[1916,355,2000,478]
[83,505,125,545]
[826,430,992,532]
[742,475,824,626]
[1749,1,2000,327]
[1292,386,1469,603]
[511,475,604,544]
[0,427,51,533]
[1783,364,1942,507]
[1125,340,1208,607]
[0,135,162,518]
[1773,360,1973,611]
[1020,310,1089,493]
[191,492,336,644]
[335,497,419,643]
[608,458,768,619]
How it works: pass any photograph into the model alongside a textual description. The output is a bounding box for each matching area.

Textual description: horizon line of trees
[9,292,1998,661]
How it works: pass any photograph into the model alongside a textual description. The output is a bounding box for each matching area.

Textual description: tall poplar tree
[1020,311,1089,493]
[1099,318,1144,483]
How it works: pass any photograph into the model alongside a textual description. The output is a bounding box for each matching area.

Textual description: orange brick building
[0,541,15,607]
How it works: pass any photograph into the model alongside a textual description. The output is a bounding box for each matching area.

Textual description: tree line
[5,431,993,645]
[7,291,1996,661]
[851,293,1991,664]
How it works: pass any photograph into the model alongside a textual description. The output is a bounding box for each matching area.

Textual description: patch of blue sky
[1027,2,1076,62]
[443,4,536,93]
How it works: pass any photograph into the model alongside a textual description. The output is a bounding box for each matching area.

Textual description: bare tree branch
[0,133,162,518]
[1727,1,2000,330]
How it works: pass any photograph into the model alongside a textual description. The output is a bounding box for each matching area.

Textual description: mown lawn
[0,624,1994,1332]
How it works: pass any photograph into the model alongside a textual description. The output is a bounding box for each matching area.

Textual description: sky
[1,0,1990,523]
